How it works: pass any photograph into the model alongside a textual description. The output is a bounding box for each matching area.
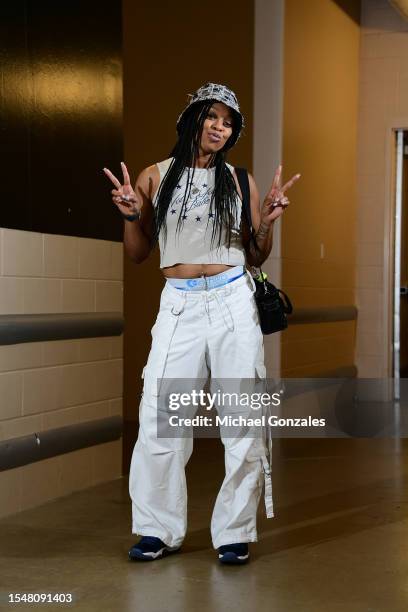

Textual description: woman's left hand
[261,165,301,226]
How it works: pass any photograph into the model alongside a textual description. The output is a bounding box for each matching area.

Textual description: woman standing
[104,83,300,565]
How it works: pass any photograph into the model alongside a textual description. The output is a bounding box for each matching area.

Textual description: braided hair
[151,100,240,253]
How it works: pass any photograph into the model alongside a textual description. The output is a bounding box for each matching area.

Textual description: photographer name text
[168,415,326,427]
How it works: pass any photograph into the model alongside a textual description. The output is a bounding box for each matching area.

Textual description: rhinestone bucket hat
[176,82,245,151]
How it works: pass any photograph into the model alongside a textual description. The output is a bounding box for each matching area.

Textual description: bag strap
[235,167,263,264]
[279,289,293,314]
[235,167,252,228]
[235,167,269,291]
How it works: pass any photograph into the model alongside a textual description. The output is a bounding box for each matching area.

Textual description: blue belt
[167,267,246,291]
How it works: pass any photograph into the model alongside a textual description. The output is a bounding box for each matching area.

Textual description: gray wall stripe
[289,306,357,325]
[0,313,123,345]
[0,416,123,472]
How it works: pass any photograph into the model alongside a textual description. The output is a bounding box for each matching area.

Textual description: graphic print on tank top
[171,172,216,224]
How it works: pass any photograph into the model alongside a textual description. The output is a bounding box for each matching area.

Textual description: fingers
[104,163,137,212]
[264,165,282,200]
[266,195,289,209]
[281,173,301,194]
[266,166,301,200]
[111,188,137,202]
[103,167,122,190]
[112,193,138,205]
[121,194,138,204]
[121,161,131,186]
[264,196,290,224]
[271,165,282,191]
[271,196,289,209]
[103,162,132,189]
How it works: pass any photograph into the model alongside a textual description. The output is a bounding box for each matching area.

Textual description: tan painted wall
[122,0,255,470]
[281,0,360,376]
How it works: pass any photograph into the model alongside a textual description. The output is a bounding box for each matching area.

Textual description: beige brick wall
[356,0,408,376]
[0,229,123,519]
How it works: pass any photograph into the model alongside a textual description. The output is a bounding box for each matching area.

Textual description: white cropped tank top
[152,158,246,269]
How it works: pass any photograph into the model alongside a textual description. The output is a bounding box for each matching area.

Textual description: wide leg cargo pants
[129,269,273,550]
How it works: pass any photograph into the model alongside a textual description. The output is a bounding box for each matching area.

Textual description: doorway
[393,130,408,384]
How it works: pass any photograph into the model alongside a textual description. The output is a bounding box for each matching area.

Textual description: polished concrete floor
[0,438,408,612]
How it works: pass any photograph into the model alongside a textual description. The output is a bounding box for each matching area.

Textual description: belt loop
[214,291,234,332]
[171,292,186,315]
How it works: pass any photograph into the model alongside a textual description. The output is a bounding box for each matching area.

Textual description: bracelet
[121,210,141,222]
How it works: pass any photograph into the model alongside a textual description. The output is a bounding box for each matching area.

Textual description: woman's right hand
[103,162,141,219]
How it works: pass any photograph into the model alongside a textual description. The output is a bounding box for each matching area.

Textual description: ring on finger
[121,195,136,204]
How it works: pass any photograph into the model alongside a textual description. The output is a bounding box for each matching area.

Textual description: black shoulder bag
[235,167,293,335]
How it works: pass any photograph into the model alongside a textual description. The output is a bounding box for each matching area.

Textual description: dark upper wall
[0,0,123,241]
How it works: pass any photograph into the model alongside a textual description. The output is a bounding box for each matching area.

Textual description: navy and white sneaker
[128,536,181,561]
[218,543,249,564]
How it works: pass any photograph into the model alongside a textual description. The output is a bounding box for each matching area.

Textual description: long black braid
[151,100,240,253]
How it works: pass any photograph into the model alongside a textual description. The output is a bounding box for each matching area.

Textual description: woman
[104,82,300,565]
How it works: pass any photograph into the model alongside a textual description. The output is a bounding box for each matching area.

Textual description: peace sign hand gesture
[103,162,141,220]
[261,165,301,226]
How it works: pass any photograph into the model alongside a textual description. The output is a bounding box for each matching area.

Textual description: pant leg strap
[261,455,274,518]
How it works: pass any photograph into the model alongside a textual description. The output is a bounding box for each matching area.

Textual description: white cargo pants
[129,269,273,549]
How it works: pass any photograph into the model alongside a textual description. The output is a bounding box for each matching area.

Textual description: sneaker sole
[129,546,181,562]
[218,551,249,565]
